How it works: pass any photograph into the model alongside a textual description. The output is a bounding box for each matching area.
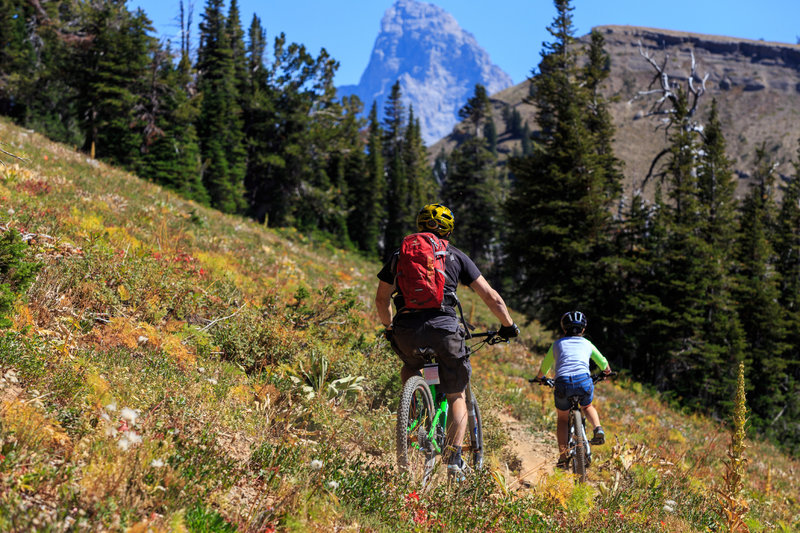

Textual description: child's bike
[396,330,505,486]
[529,372,616,482]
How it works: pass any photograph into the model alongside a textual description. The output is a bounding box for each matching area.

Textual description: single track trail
[497,411,554,489]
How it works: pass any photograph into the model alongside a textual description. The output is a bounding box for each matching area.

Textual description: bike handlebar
[468,330,508,345]
[529,371,617,387]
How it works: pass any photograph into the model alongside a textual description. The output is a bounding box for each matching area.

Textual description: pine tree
[243,30,339,228]
[196,0,246,214]
[242,15,278,222]
[0,0,33,118]
[73,3,155,168]
[347,102,387,257]
[505,0,623,328]
[689,99,745,407]
[226,0,248,103]
[442,84,503,269]
[615,188,672,381]
[404,107,436,211]
[772,138,800,453]
[735,144,790,433]
[382,81,412,255]
[137,43,208,204]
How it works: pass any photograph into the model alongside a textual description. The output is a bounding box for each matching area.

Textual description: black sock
[448,445,463,466]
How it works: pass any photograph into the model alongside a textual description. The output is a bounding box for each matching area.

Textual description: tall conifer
[772,138,800,452]
[196,0,246,213]
[735,145,789,431]
[442,85,503,270]
[382,81,411,255]
[505,0,622,328]
[348,102,387,257]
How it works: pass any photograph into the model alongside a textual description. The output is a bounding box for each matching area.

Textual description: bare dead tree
[630,41,710,185]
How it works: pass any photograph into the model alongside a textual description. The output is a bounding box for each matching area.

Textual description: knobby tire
[467,389,484,470]
[396,375,435,484]
[571,409,587,482]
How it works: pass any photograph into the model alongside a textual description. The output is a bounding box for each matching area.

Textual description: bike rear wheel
[570,409,588,482]
[465,389,484,470]
[397,376,436,484]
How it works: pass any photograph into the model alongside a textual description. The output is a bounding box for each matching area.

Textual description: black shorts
[391,312,470,394]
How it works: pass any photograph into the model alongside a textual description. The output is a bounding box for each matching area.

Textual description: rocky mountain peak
[339,0,513,145]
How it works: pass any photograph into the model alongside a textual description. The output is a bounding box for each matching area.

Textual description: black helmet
[560,311,587,334]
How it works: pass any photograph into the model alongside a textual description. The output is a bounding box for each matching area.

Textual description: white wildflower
[326,480,339,490]
[207,378,218,385]
[310,459,323,471]
[119,407,138,424]
[663,500,677,513]
[118,430,142,451]
[197,367,205,374]
[105,402,117,413]
[125,431,142,445]
[117,436,131,451]
[151,459,165,468]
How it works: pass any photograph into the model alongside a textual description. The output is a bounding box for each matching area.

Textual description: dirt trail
[497,411,554,489]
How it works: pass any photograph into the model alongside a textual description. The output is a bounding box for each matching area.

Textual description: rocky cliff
[433,25,800,199]
[338,0,512,145]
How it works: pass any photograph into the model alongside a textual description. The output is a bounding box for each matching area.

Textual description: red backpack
[395,233,449,309]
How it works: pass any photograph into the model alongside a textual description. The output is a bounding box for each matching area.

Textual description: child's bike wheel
[570,409,588,482]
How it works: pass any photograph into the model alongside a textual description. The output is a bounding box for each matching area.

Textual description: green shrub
[0,228,41,327]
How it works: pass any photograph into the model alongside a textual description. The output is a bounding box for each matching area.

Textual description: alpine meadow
[1,0,800,531]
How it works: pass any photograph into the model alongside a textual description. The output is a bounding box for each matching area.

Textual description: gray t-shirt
[539,336,609,378]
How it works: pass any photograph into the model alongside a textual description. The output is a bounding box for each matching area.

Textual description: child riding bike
[534,311,612,469]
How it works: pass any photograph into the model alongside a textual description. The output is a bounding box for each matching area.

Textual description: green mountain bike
[396,330,504,486]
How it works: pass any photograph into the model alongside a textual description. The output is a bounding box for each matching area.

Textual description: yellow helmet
[416,204,454,237]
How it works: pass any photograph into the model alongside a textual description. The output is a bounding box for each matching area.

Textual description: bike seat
[413,347,437,363]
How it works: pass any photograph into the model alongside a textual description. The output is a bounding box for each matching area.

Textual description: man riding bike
[375,203,519,479]
[534,311,611,469]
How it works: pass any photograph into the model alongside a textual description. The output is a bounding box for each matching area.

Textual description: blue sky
[129,0,800,87]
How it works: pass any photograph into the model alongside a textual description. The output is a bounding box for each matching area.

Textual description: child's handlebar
[528,376,554,387]
[529,371,617,388]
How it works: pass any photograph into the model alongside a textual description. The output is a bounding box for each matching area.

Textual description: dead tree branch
[630,41,710,185]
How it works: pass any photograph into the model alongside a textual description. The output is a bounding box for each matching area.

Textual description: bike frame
[416,366,478,456]
[408,332,499,459]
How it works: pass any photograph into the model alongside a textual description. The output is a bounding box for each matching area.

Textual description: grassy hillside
[1,118,798,532]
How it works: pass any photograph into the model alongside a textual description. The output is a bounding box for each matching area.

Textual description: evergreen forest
[2,0,800,458]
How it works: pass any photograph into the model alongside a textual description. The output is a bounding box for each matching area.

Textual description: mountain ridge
[432,24,800,198]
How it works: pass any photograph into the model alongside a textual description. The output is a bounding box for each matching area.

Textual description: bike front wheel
[570,409,588,482]
[396,375,436,484]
